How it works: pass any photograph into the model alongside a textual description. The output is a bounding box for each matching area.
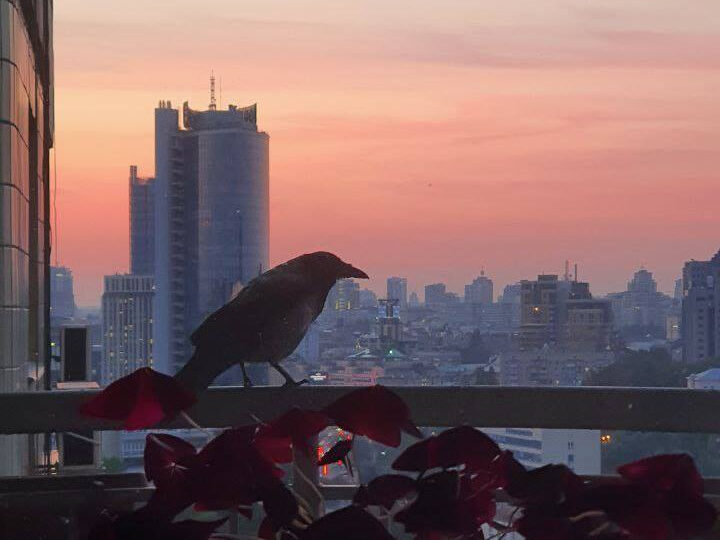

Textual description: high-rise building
[101,275,154,385]
[424,283,447,307]
[464,271,493,305]
[153,98,269,381]
[606,268,673,334]
[682,250,720,362]
[386,277,408,309]
[0,0,54,475]
[50,266,76,320]
[129,166,155,275]
[520,275,612,351]
[327,279,361,310]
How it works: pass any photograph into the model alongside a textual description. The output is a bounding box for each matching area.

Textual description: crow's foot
[282,378,308,388]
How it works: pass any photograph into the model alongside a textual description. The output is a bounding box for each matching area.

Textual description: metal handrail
[1,385,719,435]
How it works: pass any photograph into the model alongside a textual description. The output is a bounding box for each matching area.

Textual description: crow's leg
[240,361,253,387]
[270,361,308,387]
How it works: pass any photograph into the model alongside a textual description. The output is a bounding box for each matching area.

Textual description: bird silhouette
[175,252,369,393]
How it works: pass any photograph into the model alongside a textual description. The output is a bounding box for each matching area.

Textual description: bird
[174,252,369,393]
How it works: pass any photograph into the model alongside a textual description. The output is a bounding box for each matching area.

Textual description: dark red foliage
[506,464,584,505]
[395,470,495,537]
[255,429,293,464]
[262,407,330,456]
[79,367,196,430]
[194,426,283,510]
[318,439,353,466]
[299,506,394,540]
[324,385,422,447]
[617,454,703,499]
[88,505,225,540]
[353,474,417,510]
[260,479,301,530]
[143,433,199,513]
[393,426,501,473]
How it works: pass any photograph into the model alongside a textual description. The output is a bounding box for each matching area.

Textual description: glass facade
[0,0,53,475]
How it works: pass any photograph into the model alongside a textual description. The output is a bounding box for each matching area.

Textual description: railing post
[292,435,324,520]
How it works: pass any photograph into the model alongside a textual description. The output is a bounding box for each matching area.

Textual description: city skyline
[52,1,720,305]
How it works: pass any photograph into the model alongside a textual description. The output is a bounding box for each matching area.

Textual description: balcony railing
[2,385,720,538]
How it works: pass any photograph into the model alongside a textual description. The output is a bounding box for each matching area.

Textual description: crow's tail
[174,348,224,395]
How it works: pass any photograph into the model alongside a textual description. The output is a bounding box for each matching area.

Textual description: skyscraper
[129,165,155,275]
[50,266,76,320]
[153,97,269,381]
[386,277,408,309]
[0,0,54,475]
[682,250,720,362]
[101,275,154,384]
[424,283,448,307]
[464,271,493,305]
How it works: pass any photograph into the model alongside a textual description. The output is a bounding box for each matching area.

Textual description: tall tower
[101,275,154,385]
[386,277,408,309]
[0,0,54,475]
[129,166,156,275]
[153,98,269,383]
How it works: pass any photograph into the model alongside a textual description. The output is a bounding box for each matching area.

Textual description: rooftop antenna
[209,71,217,111]
[574,263,578,282]
[564,260,570,281]
[219,76,222,110]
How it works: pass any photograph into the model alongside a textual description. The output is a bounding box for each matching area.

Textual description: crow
[175,252,369,393]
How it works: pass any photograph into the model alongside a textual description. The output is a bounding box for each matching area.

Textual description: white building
[483,427,601,474]
[687,368,720,390]
[101,275,154,385]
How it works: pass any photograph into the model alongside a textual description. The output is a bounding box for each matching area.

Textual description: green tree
[102,456,125,473]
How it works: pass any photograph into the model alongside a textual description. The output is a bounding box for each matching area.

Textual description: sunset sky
[53,1,720,305]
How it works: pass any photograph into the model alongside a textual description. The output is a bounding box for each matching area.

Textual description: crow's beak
[344,264,369,279]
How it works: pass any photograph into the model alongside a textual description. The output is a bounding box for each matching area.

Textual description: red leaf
[262,407,329,455]
[260,480,300,530]
[301,506,394,540]
[618,454,703,499]
[258,517,277,540]
[194,426,282,510]
[324,385,421,447]
[255,430,293,464]
[165,518,227,540]
[79,368,196,430]
[144,433,197,488]
[318,439,353,466]
[353,474,417,510]
[506,464,584,505]
[392,426,501,473]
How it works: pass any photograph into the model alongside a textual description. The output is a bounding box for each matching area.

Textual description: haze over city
[53,0,720,304]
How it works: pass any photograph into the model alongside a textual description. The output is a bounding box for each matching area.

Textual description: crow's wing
[190,263,308,348]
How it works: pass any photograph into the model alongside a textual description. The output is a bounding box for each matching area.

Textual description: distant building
[498,348,614,387]
[424,283,447,307]
[50,266,76,320]
[682,250,720,362]
[520,275,612,351]
[327,279,361,310]
[153,97,269,382]
[687,368,720,390]
[387,277,408,309]
[606,268,673,336]
[465,271,493,305]
[483,427,600,474]
[359,288,378,308]
[409,291,420,308]
[101,275,154,385]
[129,166,156,275]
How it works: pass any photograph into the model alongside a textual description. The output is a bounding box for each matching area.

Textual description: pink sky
[53,1,720,305]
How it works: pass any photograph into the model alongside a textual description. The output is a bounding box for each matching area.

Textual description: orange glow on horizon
[53,1,720,305]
